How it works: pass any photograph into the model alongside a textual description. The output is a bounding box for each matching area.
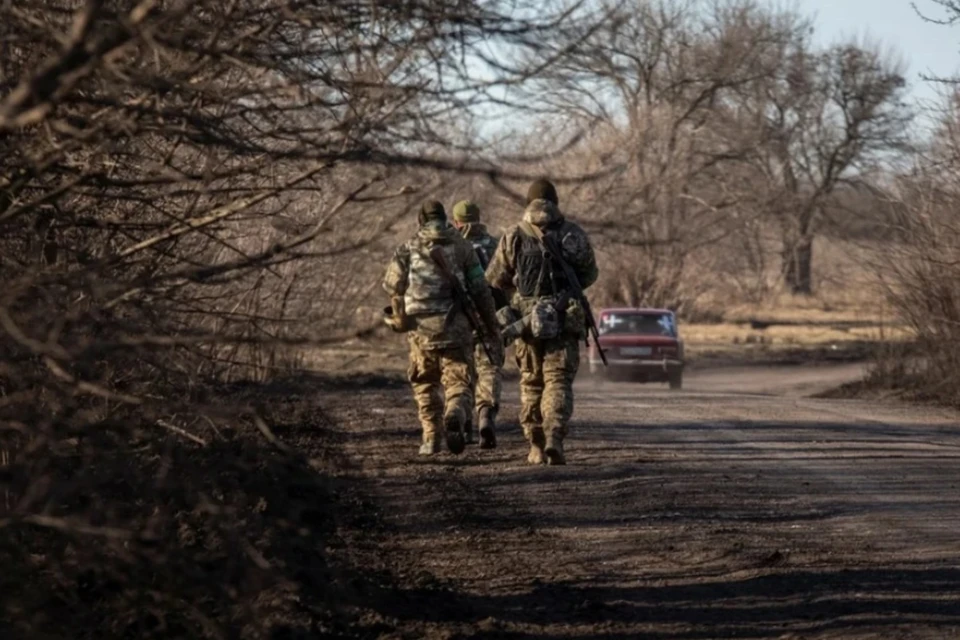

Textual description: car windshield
[599,312,676,337]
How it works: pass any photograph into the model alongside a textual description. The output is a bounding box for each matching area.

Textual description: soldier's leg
[407,340,443,454]
[439,345,474,455]
[541,337,580,465]
[463,341,481,445]
[474,341,502,449]
[515,338,546,463]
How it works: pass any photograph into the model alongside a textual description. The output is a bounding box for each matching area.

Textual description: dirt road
[325,363,960,639]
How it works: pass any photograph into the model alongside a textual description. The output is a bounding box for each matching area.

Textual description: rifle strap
[520,220,569,265]
[518,220,543,241]
[520,220,576,298]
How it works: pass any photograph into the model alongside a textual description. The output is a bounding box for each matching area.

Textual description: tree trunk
[782,236,813,295]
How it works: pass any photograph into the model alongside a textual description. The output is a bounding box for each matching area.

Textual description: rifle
[473,243,490,270]
[521,222,608,366]
[472,242,512,310]
[428,246,500,366]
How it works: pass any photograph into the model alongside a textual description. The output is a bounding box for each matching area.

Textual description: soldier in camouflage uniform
[486,180,598,465]
[451,200,506,449]
[383,201,502,455]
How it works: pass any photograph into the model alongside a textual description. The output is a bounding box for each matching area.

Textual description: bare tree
[517,0,807,310]
[736,35,912,294]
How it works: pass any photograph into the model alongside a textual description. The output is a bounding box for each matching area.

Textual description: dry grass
[304,339,408,376]
[719,290,894,325]
[683,256,908,352]
[686,236,895,321]
[681,322,912,352]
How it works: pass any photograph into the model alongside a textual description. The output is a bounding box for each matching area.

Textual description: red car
[588,308,684,388]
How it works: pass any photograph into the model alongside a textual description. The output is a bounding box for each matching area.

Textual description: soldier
[383,200,503,455]
[486,179,598,465]
[451,200,506,449]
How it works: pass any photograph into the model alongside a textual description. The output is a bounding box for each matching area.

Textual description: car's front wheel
[668,369,682,390]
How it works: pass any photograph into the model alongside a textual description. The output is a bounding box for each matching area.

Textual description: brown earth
[319,361,960,639]
[10,360,960,639]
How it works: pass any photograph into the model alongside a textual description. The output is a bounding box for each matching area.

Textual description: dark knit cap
[526,179,558,205]
[418,200,446,225]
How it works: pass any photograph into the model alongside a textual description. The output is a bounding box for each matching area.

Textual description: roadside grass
[722,292,892,324]
[684,279,909,355]
[681,322,911,353]
[698,275,893,324]
[305,338,408,376]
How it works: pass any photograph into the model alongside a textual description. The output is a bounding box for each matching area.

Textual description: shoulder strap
[518,220,543,242]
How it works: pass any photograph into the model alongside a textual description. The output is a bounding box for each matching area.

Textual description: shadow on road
[315,378,960,639]
[358,566,960,639]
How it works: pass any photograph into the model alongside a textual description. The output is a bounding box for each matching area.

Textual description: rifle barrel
[429,247,496,366]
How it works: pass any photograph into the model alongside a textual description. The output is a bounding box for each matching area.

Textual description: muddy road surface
[325,363,960,639]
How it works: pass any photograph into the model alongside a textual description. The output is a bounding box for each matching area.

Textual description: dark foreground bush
[0,380,358,640]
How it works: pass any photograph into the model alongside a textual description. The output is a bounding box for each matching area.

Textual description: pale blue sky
[796,0,959,110]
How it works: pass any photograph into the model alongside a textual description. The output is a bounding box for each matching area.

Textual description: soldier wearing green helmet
[451,199,507,449]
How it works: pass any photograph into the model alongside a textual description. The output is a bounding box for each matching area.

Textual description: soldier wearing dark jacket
[486,180,598,465]
[452,200,505,449]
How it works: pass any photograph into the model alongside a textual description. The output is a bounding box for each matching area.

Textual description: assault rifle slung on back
[428,246,501,366]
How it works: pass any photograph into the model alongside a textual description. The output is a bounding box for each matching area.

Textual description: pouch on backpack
[529,299,560,339]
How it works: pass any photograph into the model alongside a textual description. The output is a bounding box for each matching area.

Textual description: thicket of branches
[873,94,960,402]
[839,0,960,405]
[0,1,612,636]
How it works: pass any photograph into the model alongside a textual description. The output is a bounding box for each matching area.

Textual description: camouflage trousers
[471,340,503,417]
[407,338,474,442]
[513,336,580,443]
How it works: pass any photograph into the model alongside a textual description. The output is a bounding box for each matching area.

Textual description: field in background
[306,294,910,378]
[683,293,910,359]
[330,236,912,375]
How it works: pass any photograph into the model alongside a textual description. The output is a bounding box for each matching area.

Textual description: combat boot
[527,444,545,464]
[478,408,497,450]
[527,428,546,464]
[419,435,441,455]
[544,433,566,465]
[444,413,466,455]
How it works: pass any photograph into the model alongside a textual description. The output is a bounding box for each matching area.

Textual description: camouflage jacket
[486,199,598,314]
[383,221,498,348]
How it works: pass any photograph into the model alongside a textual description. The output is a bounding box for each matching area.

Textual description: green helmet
[452,200,480,223]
